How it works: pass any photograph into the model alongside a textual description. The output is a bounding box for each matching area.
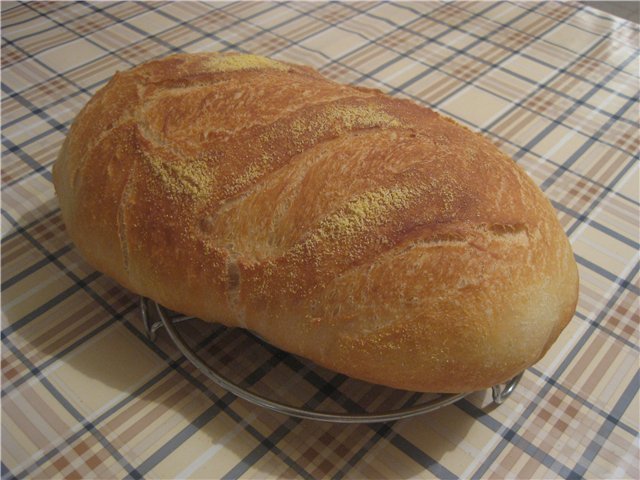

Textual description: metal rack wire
[140,297,523,423]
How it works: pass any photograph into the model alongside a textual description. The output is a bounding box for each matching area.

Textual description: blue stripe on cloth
[1,2,72,28]
[2,244,73,291]
[457,398,575,479]
[530,366,639,437]
[2,335,139,476]
[6,2,115,44]
[575,254,640,296]
[0,268,101,338]
[222,343,449,480]
[566,153,640,238]
[0,209,112,335]
[570,374,639,476]
[540,94,639,191]
[352,2,504,85]
[127,348,314,479]
[1,36,94,98]
[472,261,639,478]
[341,2,638,127]
[1,461,17,480]
[574,311,639,352]
[13,326,311,479]
[389,1,637,102]
[331,424,394,480]
[128,393,239,480]
[390,435,457,479]
[552,201,639,250]
[0,303,137,398]
[1,208,61,243]
[219,419,314,480]
[1,136,53,185]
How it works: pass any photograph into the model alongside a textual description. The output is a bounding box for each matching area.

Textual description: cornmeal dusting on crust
[224,154,273,196]
[204,54,287,73]
[146,156,215,200]
[290,105,401,146]
[328,105,401,130]
[311,186,416,244]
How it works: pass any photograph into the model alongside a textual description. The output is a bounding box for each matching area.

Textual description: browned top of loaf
[53,52,577,392]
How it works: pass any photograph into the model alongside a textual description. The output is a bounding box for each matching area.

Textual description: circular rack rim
[140,297,523,423]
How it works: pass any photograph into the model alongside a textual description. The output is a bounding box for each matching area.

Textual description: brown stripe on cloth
[599,194,640,229]
[18,28,77,56]
[2,234,47,270]
[189,8,239,31]
[97,40,163,70]
[614,125,640,152]
[590,39,640,75]
[3,394,55,451]
[582,147,633,194]
[63,54,128,88]
[526,90,571,115]
[2,94,31,119]
[22,382,74,437]
[2,348,30,385]
[481,41,516,66]
[598,437,637,474]
[409,76,461,106]
[3,77,73,119]
[22,304,113,362]
[153,22,204,49]
[539,1,576,23]
[102,374,194,445]
[547,61,601,98]
[42,433,105,479]
[221,0,268,18]
[491,108,544,146]
[582,338,634,401]
[276,17,329,42]
[1,44,28,67]
[612,25,640,49]
[448,58,491,83]
[86,27,146,57]
[98,1,149,22]
[338,42,394,73]
[380,29,422,51]
[27,209,67,246]
[166,0,212,18]
[430,2,472,23]
[1,2,34,21]
[343,16,387,41]
[315,3,355,25]
[564,336,610,397]
[23,1,70,16]
[248,34,293,57]
[26,76,78,106]
[68,17,113,37]
[555,178,604,214]
[607,289,640,338]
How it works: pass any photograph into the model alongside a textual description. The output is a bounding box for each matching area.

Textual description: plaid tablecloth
[2,1,639,478]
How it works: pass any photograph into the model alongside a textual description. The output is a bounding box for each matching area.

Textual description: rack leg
[140,297,194,343]
[492,372,524,405]
[140,297,161,342]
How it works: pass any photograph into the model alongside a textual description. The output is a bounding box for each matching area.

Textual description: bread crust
[53,52,579,392]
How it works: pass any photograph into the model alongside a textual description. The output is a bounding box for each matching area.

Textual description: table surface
[2,1,639,479]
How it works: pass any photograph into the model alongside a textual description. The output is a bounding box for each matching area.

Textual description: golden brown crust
[53,52,579,392]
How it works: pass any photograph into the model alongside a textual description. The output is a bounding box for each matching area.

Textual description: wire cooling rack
[140,297,522,423]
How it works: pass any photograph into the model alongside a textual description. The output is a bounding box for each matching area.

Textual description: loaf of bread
[53,52,578,393]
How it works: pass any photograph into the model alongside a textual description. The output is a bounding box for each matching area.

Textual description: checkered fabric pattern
[2,1,639,478]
